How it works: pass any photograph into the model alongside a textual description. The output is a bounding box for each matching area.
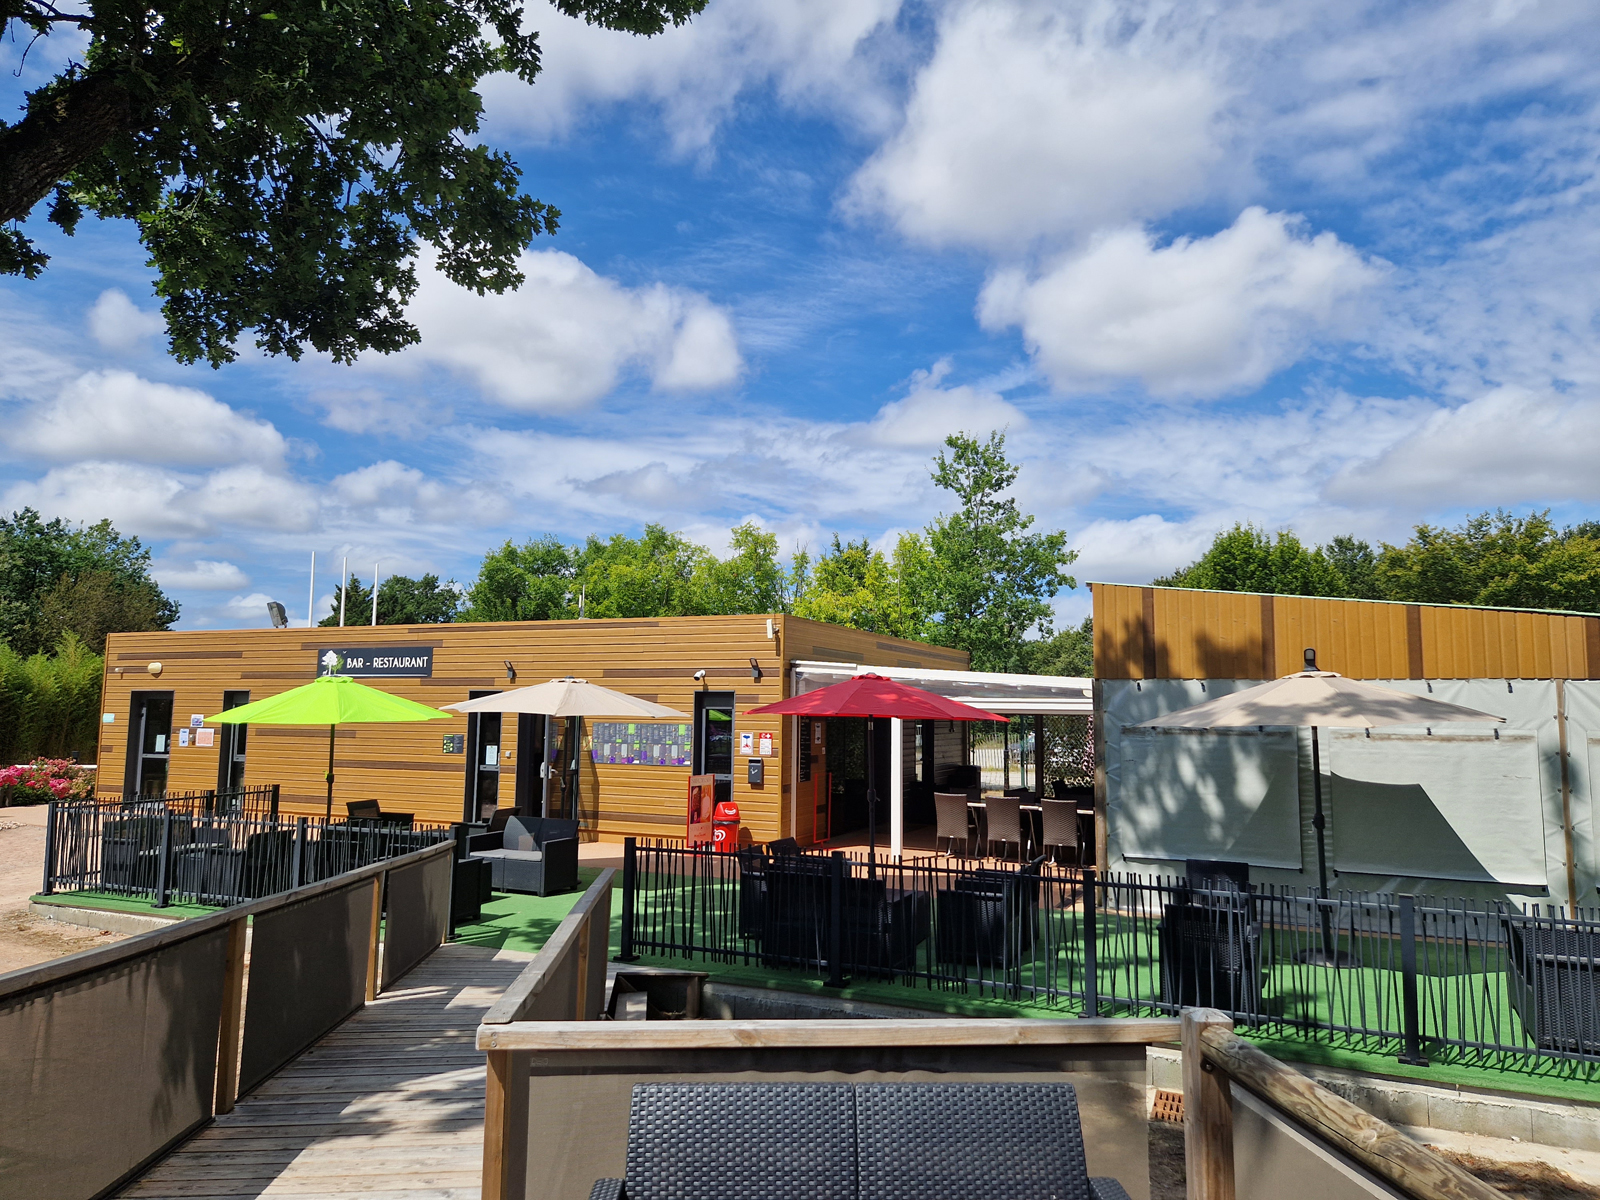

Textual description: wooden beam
[212,916,248,1115]
[481,1049,514,1200]
[478,1016,1180,1051]
[1183,1009,1235,1200]
[365,874,383,1002]
[573,912,590,1021]
[1197,1022,1502,1200]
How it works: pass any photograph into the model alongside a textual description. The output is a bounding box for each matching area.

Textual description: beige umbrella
[1137,649,1504,962]
[440,677,690,719]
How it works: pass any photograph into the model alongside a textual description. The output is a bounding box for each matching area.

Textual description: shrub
[0,758,95,805]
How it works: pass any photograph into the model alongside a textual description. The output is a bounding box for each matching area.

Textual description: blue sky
[4,0,1600,632]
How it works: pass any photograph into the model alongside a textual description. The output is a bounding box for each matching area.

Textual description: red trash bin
[712,801,740,853]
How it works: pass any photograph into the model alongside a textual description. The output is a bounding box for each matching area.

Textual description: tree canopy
[904,431,1078,671]
[1158,510,1600,613]
[0,507,178,653]
[458,432,1080,674]
[1,0,704,365]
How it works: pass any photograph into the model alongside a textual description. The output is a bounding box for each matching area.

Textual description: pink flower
[48,778,71,797]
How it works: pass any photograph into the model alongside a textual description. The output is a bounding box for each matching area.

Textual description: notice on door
[315,646,434,677]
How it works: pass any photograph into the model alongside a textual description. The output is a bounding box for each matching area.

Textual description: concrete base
[29,901,183,936]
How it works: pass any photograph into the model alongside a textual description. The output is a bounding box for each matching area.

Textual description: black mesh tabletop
[854,1082,1091,1200]
[624,1082,856,1200]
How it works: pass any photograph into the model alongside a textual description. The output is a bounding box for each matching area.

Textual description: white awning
[789,660,1092,715]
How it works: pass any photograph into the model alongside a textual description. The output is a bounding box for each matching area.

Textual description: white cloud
[379,252,742,411]
[328,460,512,526]
[223,593,279,622]
[847,0,1226,252]
[4,461,318,537]
[87,289,165,352]
[979,208,1380,396]
[153,560,251,590]
[481,0,902,152]
[865,360,1028,447]
[1327,386,1600,507]
[11,371,287,467]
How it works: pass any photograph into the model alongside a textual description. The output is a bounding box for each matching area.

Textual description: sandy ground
[0,803,128,974]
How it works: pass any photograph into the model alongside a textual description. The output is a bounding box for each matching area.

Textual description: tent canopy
[440,677,689,719]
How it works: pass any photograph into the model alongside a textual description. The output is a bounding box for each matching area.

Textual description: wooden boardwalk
[122,943,533,1200]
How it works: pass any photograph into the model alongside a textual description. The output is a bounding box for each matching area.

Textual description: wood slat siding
[98,615,965,843]
[1092,582,1600,681]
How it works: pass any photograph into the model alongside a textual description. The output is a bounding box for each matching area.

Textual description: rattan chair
[983,793,1025,862]
[934,791,974,858]
[590,1081,1130,1200]
[1040,798,1078,863]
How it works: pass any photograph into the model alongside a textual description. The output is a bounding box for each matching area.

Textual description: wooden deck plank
[118,944,531,1200]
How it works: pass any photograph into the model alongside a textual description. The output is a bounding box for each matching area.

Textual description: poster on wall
[591,721,692,765]
[687,774,716,847]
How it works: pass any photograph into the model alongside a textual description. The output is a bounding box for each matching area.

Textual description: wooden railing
[1184,1008,1503,1200]
[479,868,615,1200]
[0,839,453,1200]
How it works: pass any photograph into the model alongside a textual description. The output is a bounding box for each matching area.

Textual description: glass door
[126,692,174,798]
[543,715,580,820]
[693,691,735,808]
[216,690,249,804]
[463,690,503,822]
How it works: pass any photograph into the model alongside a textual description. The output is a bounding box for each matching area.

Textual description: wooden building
[1090,583,1599,910]
[96,615,968,842]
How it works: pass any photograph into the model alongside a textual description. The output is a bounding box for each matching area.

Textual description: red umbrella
[746,674,1006,865]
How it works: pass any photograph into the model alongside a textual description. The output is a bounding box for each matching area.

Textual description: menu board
[590,721,692,766]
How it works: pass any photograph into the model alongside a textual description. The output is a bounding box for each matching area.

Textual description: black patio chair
[1503,915,1599,1055]
[1040,798,1078,864]
[1158,892,1263,1015]
[589,1081,1130,1200]
[934,857,1046,971]
[467,816,579,896]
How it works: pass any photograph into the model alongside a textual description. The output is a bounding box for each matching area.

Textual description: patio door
[512,712,546,817]
[124,692,174,798]
[543,715,580,820]
[693,691,735,809]
[463,690,502,822]
[215,690,250,804]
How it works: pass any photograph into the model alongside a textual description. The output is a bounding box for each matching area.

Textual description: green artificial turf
[31,890,221,920]
[451,867,620,954]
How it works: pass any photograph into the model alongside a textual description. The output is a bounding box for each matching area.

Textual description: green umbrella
[209,673,451,818]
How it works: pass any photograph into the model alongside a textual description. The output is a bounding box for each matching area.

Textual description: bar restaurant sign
[316,646,434,678]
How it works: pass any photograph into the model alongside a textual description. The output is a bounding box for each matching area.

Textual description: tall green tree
[576,525,706,618]
[463,535,577,622]
[319,573,460,626]
[1026,616,1093,677]
[904,431,1077,671]
[1155,523,1348,597]
[0,508,178,654]
[685,522,795,615]
[0,632,104,762]
[790,534,926,639]
[1376,510,1600,611]
[2,0,704,364]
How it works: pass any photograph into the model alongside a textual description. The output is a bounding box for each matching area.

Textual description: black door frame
[123,691,174,798]
[461,690,502,823]
[693,690,735,808]
[216,690,250,801]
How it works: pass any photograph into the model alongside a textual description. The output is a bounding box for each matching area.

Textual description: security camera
[693,669,707,682]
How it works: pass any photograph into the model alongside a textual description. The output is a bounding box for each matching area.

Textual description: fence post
[1398,894,1429,1066]
[616,837,638,962]
[1182,1007,1236,1200]
[270,783,280,820]
[154,810,174,908]
[214,916,248,1114]
[827,850,846,988]
[40,800,57,896]
[1080,867,1099,1018]
[291,817,307,887]
[366,872,384,1002]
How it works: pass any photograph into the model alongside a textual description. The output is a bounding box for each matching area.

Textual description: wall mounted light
[504,660,517,683]
[749,657,763,682]
[147,662,163,678]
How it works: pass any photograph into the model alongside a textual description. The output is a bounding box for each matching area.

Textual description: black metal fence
[99,784,284,818]
[618,840,1600,1075]
[42,796,453,908]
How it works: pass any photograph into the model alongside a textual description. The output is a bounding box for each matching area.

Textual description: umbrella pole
[866,717,877,879]
[1311,724,1338,962]
[325,724,336,820]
